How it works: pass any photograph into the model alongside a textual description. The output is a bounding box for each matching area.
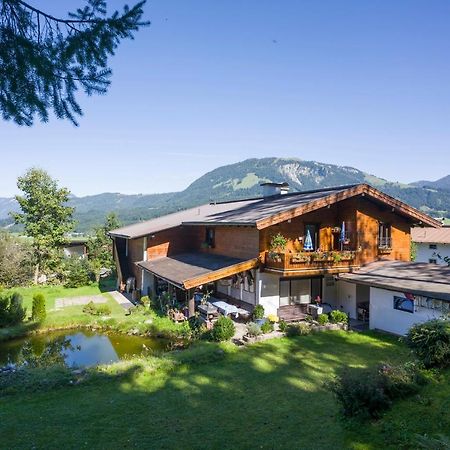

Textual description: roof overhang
[255,184,442,229]
[339,261,450,301]
[137,253,259,290]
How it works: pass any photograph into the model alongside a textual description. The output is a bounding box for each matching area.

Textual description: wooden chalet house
[109,183,440,323]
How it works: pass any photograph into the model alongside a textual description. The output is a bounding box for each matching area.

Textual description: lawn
[1,331,448,449]
[4,278,116,311]
[0,282,185,342]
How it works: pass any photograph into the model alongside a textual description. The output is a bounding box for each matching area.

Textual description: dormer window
[378,223,392,249]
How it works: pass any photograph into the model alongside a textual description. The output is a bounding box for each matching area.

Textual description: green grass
[3,278,116,311]
[0,281,182,342]
[1,331,448,449]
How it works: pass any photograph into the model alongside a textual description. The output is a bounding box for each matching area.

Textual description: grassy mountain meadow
[1,157,450,233]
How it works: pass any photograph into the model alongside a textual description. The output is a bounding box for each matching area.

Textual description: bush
[63,258,95,288]
[0,292,27,327]
[82,301,111,316]
[278,319,287,332]
[405,319,450,368]
[246,322,262,337]
[32,293,47,322]
[317,313,329,325]
[286,322,311,337]
[210,316,235,342]
[260,320,274,334]
[329,310,348,324]
[328,362,425,419]
[8,293,27,325]
[252,304,264,320]
[267,314,279,323]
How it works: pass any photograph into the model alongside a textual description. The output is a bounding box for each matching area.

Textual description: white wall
[257,272,280,316]
[415,243,450,265]
[216,283,256,305]
[141,270,154,297]
[369,287,446,335]
[335,280,357,319]
[322,275,338,307]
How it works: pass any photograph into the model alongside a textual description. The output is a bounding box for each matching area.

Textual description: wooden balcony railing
[264,250,357,272]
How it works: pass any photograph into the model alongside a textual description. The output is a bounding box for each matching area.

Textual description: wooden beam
[183,258,259,290]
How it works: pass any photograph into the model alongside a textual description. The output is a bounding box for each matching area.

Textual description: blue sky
[1,0,450,197]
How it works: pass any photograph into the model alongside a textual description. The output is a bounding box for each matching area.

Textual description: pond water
[0,330,170,369]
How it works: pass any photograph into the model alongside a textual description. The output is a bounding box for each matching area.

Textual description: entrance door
[311,278,322,302]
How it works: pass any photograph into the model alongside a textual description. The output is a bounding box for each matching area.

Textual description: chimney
[260,182,290,198]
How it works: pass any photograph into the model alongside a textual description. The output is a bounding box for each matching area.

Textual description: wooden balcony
[263,250,359,276]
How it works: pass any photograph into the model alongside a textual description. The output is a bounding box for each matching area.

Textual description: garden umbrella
[339,221,346,251]
[304,229,314,251]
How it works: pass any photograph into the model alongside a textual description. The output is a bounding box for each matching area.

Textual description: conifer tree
[0,0,149,126]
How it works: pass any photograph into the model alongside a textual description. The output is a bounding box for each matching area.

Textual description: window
[378,223,392,248]
[304,224,319,250]
[429,259,437,264]
[205,227,215,248]
[393,296,414,313]
[429,244,437,250]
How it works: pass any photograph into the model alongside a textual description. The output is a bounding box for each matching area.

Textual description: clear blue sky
[1,0,450,197]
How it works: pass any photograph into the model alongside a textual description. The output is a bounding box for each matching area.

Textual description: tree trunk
[34,263,39,284]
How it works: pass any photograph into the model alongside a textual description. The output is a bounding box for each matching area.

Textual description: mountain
[1,157,450,232]
[411,175,450,191]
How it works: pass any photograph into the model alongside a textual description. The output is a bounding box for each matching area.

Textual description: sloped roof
[137,253,258,289]
[339,260,450,301]
[109,184,441,239]
[411,227,450,244]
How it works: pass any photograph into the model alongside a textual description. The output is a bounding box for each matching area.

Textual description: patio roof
[137,252,259,290]
[339,260,450,301]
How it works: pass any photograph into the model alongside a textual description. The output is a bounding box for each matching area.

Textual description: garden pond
[0,330,170,369]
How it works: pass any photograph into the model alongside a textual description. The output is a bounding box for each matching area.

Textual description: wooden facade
[114,188,433,288]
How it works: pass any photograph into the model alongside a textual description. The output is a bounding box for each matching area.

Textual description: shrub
[278,319,288,332]
[0,292,27,327]
[378,362,424,399]
[8,293,27,325]
[329,310,348,324]
[328,362,425,419]
[63,258,95,288]
[210,316,235,342]
[246,322,262,337]
[260,320,274,334]
[286,322,311,337]
[405,319,450,368]
[32,293,46,322]
[317,313,329,325]
[267,314,279,323]
[82,301,111,316]
[252,304,265,320]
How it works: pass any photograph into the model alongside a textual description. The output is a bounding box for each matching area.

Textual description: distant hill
[411,174,450,191]
[1,157,449,233]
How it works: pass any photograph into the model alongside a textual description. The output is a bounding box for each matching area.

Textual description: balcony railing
[265,250,357,272]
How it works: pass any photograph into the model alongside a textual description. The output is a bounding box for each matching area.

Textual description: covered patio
[137,252,259,324]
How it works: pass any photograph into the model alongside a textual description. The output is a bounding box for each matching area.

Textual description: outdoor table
[211,300,239,318]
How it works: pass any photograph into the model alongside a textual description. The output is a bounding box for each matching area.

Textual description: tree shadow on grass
[0,332,420,449]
